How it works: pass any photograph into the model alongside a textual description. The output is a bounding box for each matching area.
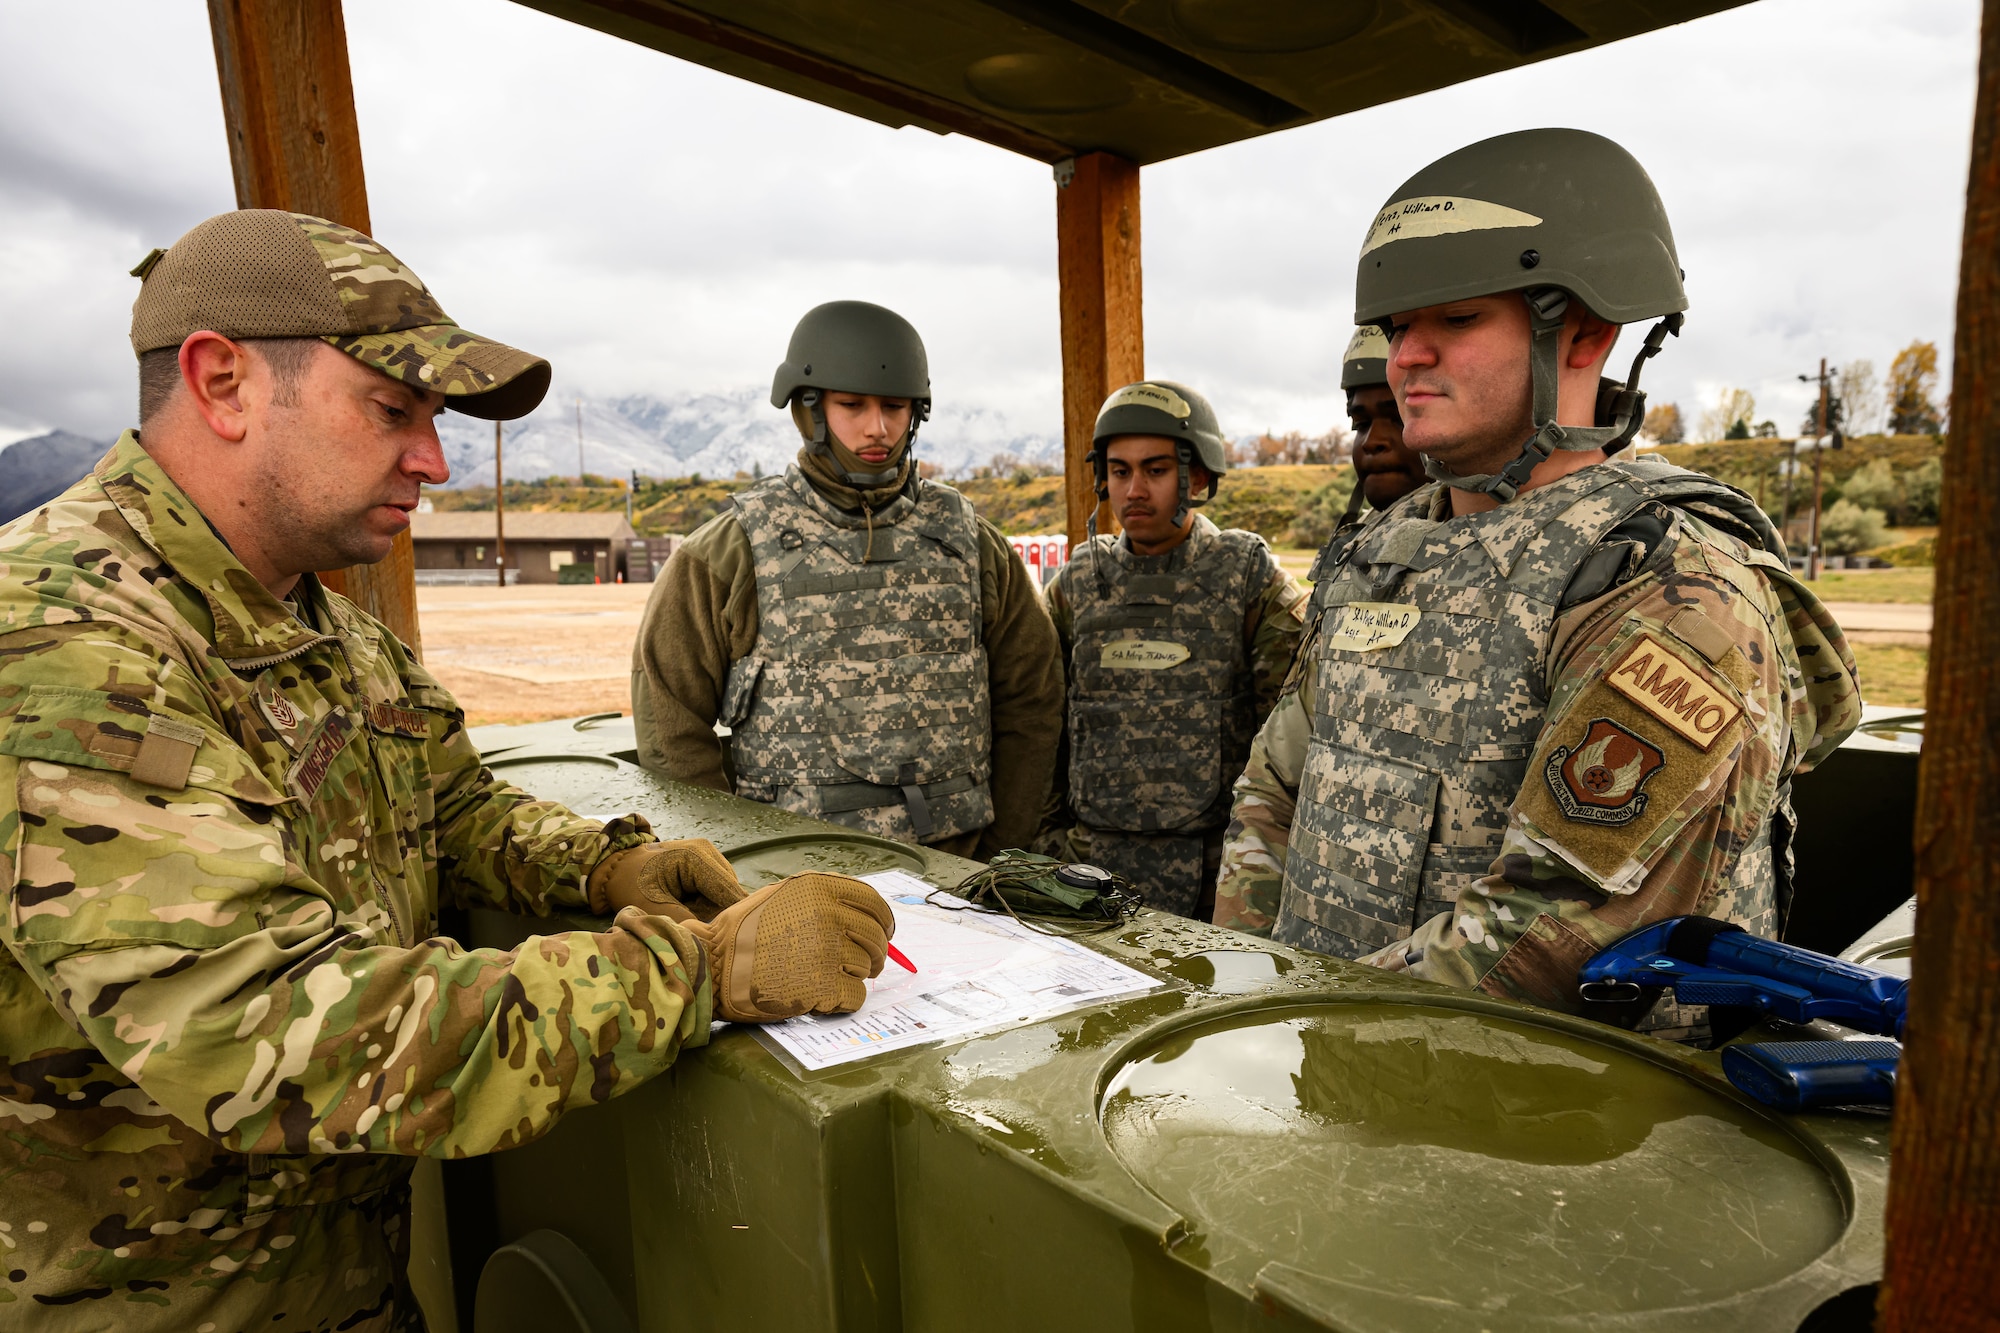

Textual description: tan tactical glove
[587,838,746,922]
[683,873,895,1023]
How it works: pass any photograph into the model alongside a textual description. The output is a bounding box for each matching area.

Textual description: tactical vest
[1064,517,1268,834]
[1276,457,1787,959]
[723,467,993,844]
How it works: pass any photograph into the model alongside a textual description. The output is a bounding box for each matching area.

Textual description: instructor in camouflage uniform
[1214,129,1860,1010]
[633,302,1063,858]
[0,211,893,1328]
[1042,381,1306,918]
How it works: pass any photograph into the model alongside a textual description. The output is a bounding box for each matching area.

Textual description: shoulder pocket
[1,685,287,805]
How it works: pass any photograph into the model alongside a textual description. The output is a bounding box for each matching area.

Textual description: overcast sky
[0,0,1978,449]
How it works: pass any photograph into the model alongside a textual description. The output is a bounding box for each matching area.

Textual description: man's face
[1347,384,1424,509]
[823,392,913,467]
[1385,294,1536,475]
[1106,434,1201,553]
[252,343,449,573]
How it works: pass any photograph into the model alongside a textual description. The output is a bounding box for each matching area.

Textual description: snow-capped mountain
[437,386,1060,486]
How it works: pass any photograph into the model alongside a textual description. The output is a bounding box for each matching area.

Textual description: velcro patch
[1322,602,1420,653]
[1606,632,1742,750]
[1543,718,1664,827]
[130,714,206,791]
[287,708,355,802]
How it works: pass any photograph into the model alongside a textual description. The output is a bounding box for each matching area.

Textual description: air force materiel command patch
[1606,631,1743,749]
[1544,718,1665,826]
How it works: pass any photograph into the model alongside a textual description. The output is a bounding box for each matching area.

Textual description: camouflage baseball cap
[129,210,550,421]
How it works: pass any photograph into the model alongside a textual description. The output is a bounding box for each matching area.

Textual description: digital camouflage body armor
[724,467,993,844]
[1277,457,1790,958]
[1063,517,1268,914]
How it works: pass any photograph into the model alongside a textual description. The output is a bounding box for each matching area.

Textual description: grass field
[1849,643,1928,708]
[1807,566,1934,603]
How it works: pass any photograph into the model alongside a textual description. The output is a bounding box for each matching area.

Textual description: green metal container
[434,722,1890,1333]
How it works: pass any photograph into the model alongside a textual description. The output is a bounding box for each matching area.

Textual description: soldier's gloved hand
[587,838,746,922]
[682,873,895,1023]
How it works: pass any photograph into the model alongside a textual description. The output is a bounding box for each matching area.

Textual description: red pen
[885,943,917,973]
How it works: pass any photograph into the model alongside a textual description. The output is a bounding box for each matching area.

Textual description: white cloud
[0,0,1978,446]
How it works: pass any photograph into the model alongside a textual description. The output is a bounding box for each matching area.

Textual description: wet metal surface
[1101,1001,1847,1315]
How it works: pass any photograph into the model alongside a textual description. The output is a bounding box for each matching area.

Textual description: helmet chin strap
[1419,290,1684,503]
[797,388,931,490]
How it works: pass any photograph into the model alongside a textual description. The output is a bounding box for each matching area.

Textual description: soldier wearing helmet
[1040,380,1307,918]
[633,301,1064,856]
[1215,130,1861,1011]
[1339,324,1426,522]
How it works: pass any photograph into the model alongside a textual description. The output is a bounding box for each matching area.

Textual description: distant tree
[1801,394,1843,437]
[1886,341,1944,434]
[1821,499,1889,556]
[1699,388,1756,441]
[1901,457,1942,525]
[1837,360,1883,436]
[1643,402,1684,444]
[1841,459,1900,515]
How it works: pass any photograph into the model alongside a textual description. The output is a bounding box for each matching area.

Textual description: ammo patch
[1099,638,1190,670]
[366,701,429,739]
[1606,632,1742,750]
[1543,718,1665,826]
[1322,602,1421,653]
[287,707,354,802]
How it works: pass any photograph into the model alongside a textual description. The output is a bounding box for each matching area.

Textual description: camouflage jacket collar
[97,431,340,666]
[781,462,919,531]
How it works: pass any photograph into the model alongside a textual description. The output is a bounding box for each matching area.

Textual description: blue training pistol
[1577,915,1907,1036]
[1579,916,1907,1111]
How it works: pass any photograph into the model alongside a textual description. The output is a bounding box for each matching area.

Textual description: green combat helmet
[1339,324,1390,390]
[770,300,932,487]
[1354,127,1687,501]
[1088,379,1229,532]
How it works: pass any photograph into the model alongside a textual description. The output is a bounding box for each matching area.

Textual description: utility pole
[575,398,585,482]
[1798,359,1835,579]
[494,420,508,589]
[628,468,637,524]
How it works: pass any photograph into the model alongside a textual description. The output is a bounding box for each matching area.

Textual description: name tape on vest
[1100,638,1191,670]
[1323,602,1422,653]
[1606,632,1742,750]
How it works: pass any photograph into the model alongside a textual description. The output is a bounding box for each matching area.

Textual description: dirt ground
[416,572,1933,727]
[417,584,653,727]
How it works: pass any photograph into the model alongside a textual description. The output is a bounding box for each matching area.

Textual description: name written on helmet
[1360,196,1543,257]
[1104,382,1192,419]
[1605,632,1742,750]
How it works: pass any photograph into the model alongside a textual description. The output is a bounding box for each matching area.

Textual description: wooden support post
[1880,0,2000,1326]
[1055,153,1143,549]
[207,0,423,653]
[494,421,507,589]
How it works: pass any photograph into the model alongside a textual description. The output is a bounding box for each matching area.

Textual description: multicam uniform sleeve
[3,639,712,1160]
[1211,624,1317,937]
[1362,521,1860,1009]
[1244,560,1310,721]
[363,632,658,919]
